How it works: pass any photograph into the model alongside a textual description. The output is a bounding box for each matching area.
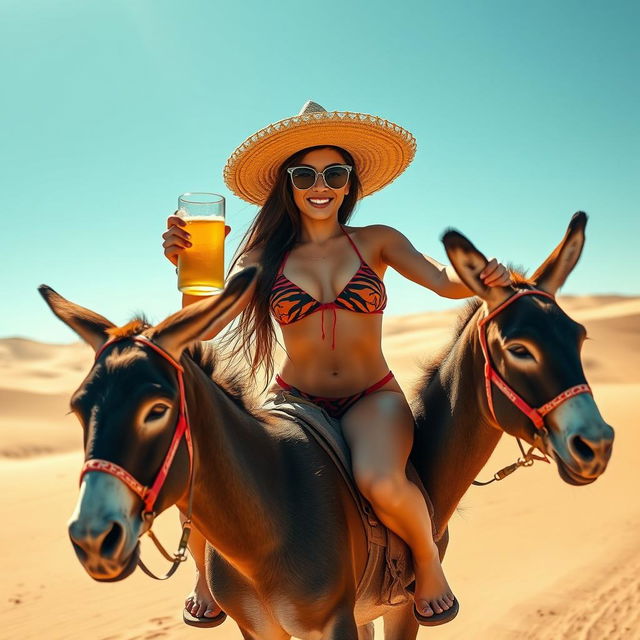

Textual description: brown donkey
[399,211,614,634]
[41,267,385,639]
[39,212,613,639]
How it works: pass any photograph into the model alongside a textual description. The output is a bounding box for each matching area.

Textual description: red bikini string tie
[320,303,338,350]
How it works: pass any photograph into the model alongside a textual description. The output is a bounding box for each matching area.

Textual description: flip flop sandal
[413,597,459,626]
[183,607,227,628]
[406,580,459,626]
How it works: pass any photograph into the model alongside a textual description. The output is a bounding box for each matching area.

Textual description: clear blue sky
[2,0,638,343]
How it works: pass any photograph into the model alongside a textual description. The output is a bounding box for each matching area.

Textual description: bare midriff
[269,311,400,398]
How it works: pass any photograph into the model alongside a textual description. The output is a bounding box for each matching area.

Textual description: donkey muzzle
[68,472,142,580]
[546,393,614,483]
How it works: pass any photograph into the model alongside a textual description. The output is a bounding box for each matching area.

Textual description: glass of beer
[176,192,225,295]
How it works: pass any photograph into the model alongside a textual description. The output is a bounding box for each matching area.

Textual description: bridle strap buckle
[144,518,192,565]
[473,437,551,487]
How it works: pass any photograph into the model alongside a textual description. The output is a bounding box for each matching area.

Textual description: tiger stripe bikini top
[270,226,387,349]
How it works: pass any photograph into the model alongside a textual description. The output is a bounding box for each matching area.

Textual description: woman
[162,101,510,627]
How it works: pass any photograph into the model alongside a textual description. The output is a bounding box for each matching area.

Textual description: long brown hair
[219,145,362,391]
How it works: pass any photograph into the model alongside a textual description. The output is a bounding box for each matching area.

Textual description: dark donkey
[41,267,396,639]
[409,211,614,591]
[39,212,613,639]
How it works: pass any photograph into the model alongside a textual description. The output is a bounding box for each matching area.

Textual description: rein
[473,289,592,486]
[79,335,194,580]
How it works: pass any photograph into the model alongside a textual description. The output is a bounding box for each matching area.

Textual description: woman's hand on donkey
[162,213,231,266]
[479,258,510,288]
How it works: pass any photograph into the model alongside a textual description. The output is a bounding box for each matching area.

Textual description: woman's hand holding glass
[162,213,231,267]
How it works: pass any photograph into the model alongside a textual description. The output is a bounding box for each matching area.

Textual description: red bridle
[478,289,592,434]
[78,334,194,579]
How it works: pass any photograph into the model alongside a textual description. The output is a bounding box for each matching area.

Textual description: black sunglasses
[286,164,352,191]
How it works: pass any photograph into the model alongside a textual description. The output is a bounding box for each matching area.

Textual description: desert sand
[1,295,639,640]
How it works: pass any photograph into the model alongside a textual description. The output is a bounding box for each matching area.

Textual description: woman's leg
[180,512,223,619]
[341,390,455,619]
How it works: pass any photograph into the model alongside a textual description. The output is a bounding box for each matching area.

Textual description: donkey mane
[106,318,151,339]
[412,298,482,397]
[414,269,534,395]
[105,315,262,420]
[186,341,265,419]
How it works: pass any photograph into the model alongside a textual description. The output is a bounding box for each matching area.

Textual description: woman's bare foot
[184,570,223,619]
[413,544,456,618]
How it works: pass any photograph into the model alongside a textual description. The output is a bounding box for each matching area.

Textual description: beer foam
[179,215,225,223]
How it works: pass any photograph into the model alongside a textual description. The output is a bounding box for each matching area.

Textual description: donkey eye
[146,403,169,420]
[507,344,534,359]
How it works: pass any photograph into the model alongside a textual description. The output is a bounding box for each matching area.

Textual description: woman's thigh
[340,389,415,480]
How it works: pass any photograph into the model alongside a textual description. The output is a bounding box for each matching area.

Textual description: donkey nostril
[100,521,124,557]
[71,539,88,563]
[571,435,595,462]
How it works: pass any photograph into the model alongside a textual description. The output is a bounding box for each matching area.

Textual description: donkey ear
[442,230,512,308]
[149,265,260,362]
[531,212,587,295]
[38,285,115,352]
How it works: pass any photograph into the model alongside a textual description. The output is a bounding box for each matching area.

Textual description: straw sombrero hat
[223,100,417,205]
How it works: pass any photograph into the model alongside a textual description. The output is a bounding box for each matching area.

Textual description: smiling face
[290,147,351,222]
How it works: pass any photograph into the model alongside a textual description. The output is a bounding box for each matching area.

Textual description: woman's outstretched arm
[375,224,509,298]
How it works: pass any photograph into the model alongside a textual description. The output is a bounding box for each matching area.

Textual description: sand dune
[0,338,93,394]
[0,337,92,458]
[1,295,638,639]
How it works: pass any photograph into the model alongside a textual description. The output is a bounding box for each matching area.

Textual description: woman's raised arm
[375,225,509,298]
